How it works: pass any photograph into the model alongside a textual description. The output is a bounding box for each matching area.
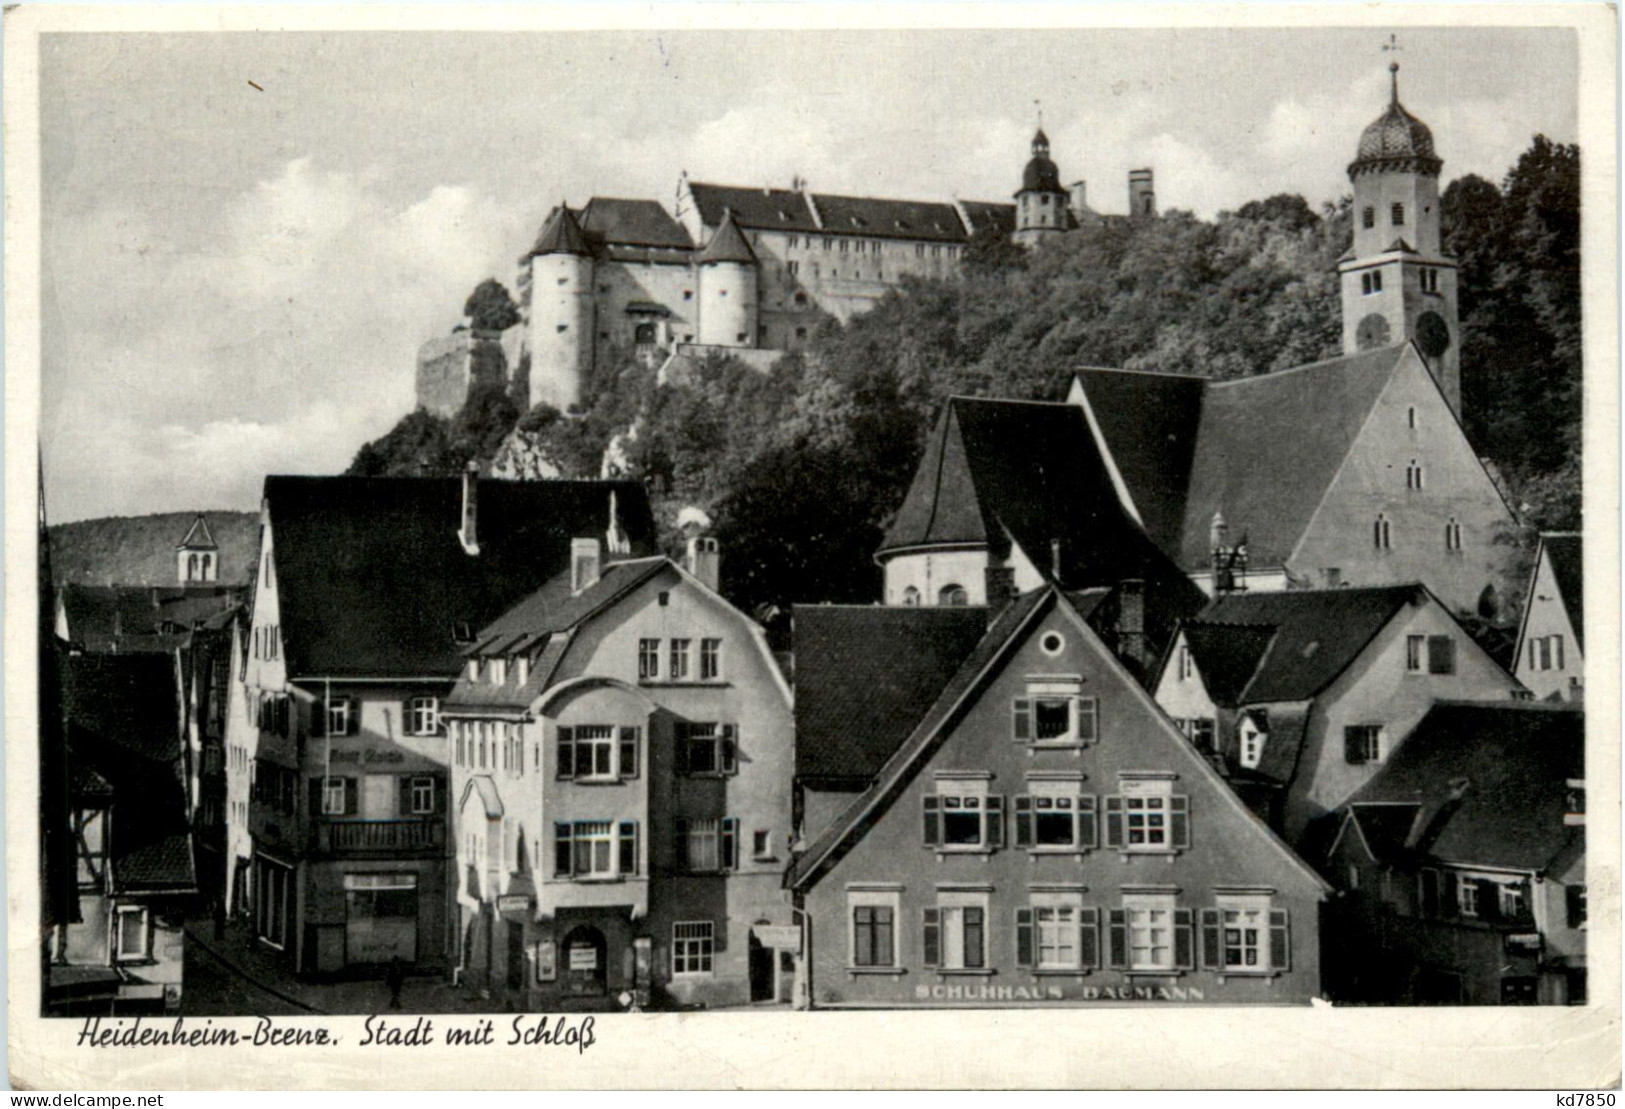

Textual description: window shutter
[1015,908,1034,967]
[1566,885,1585,929]
[1174,909,1194,969]
[1344,727,1366,765]
[309,778,323,818]
[554,823,572,877]
[1477,879,1501,922]
[1013,698,1032,741]
[1269,909,1290,971]
[401,698,413,734]
[1440,871,1458,918]
[619,823,638,876]
[721,724,738,774]
[1079,907,1100,968]
[1107,909,1128,969]
[1428,635,1455,675]
[674,726,690,776]
[964,907,985,969]
[557,726,574,779]
[1078,795,1098,849]
[1170,795,1190,849]
[723,818,740,870]
[1077,697,1098,744]
[922,795,940,847]
[674,819,689,872]
[1105,796,1124,848]
[1014,796,1033,847]
[1555,637,1565,670]
[922,908,940,968]
[344,777,358,816]
[1200,908,1222,969]
[619,726,640,779]
[399,775,413,817]
[986,794,1004,848]
[434,774,446,814]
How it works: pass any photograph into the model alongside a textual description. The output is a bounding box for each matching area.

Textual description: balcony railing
[313,819,444,854]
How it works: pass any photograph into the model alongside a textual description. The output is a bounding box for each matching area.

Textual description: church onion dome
[695,209,757,265]
[526,204,590,259]
[1020,127,1066,195]
[1349,65,1442,179]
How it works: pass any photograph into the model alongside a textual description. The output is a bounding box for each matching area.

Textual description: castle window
[634,323,656,345]
[787,261,799,276]
[1408,406,1418,428]
[556,324,568,333]
[901,586,920,606]
[1391,203,1405,226]
[736,333,747,343]
[838,240,848,254]
[823,237,832,250]
[1361,270,1384,296]
[1362,206,1375,229]
[683,289,693,300]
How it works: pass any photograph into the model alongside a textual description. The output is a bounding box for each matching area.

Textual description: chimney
[570,538,602,594]
[686,536,720,593]
[1069,180,1088,220]
[984,563,1017,624]
[1129,168,1156,218]
[1116,578,1148,673]
[458,462,480,556]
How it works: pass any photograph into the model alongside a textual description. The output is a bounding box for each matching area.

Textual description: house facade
[789,587,1329,1008]
[442,541,795,1009]
[1513,532,1583,702]
[1153,585,1524,844]
[226,470,657,978]
[1320,702,1584,1005]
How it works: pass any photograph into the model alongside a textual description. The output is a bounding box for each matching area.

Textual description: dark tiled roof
[1178,346,1406,569]
[1251,703,1311,785]
[59,585,240,655]
[60,653,180,763]
[446,558,671,711]
[1346,802,1423,861]
[810,193,967,242]
[791,604,990,783]
[686,184,820,234]
[528,205,590,258]
[265,476,656,679]
[176,514,217,550]
[1194,584,1426,703]
[789,590,1051,888]
[1070,369,1207,553]
[1180,621,1275,704]
[578,197,694,250]
[959,201,1016,236]
[1543,533,1584,653]
[117,834,195,891]
[1348,701,1583,871]
[694,211,757,265]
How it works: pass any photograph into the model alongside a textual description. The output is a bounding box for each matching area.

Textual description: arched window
[1445,518,1463,551]
[901,586,920,607]
[1373,514,1392,550]
[187,554,199,580]
[1406,460,1424,490]
[938,584,968,607]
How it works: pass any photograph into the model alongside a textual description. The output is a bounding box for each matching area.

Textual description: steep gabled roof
[1345,802,1424,862]
[578,197,694,250]
[446,557,672,712]
[1180,621,1276,704]
[792,604,991,783]
[1347,701,1583,871]
[1193,584,1427,704]
[694,210,757,265]
[176,514,217,550]
[685,183,820,234]
[809,193,967,243]
[1543,533,1584,653]
[1070,368,1207,552]
[1177,345,1408,570]
[958,200,1016,237]
[879,397,1195,593]
[265,476,657,679]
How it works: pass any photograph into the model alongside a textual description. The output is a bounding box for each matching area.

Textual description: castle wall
[527,253,596,413]
[697,261,758,347]
[416,334,472,418]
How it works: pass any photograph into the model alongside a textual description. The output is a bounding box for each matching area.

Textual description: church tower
[1338,63,1461,416]
[1013,128,1070,247]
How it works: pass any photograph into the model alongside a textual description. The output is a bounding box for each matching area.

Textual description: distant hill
[48,511,259,587]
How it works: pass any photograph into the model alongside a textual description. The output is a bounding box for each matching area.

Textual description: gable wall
[1514,549,1584,702]
[1289,350,1518,614]
[803,602,1324,1007]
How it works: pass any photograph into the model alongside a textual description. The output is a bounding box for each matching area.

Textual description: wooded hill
[48,511,259,588]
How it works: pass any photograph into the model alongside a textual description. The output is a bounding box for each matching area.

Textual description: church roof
[1542,533,1584,653]
[263,476,656,679]
[1350,67,1441,176]
[1073,344,1410,572]
[528,204,591,258]
[694,210,757,264]
[578,197,694,250]
[176,514,217,550]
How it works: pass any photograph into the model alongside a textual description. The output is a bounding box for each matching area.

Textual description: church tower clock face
[1356,313,1392,351]
[1416,310,1451,358]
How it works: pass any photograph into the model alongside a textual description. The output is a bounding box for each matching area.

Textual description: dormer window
[453,622,474,644]
[489,658,506,685]
[515,656,530,687]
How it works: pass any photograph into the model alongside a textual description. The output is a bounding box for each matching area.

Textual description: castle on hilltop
[416,135,1157,417]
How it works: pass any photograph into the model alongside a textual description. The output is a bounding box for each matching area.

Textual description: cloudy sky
[39,25,1577,522]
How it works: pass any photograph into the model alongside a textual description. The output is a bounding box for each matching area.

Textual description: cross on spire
[1383,34,1402,102]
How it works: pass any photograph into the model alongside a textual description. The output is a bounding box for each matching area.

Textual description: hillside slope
[49,511,259,587]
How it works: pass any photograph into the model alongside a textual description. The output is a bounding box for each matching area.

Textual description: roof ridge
[1207,344,1406,390]
[949,394,1073,409]
[1072,365,1209,382]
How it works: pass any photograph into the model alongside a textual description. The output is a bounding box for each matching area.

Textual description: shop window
[1109,895,1189,972]
[922,896,987,970]
[1199,898,1287,973]
[1103,778,1188,852]
[851,901,895,968]
[672,922,715,976]
[1016,898,1097,970]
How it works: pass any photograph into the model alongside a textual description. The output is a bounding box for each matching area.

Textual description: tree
[463,278,521,332]
[346,409,457,477]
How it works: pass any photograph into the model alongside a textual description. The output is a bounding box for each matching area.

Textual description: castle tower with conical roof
[695,209,759,347]
[523,204,596,413]
[1338,63,1461,416]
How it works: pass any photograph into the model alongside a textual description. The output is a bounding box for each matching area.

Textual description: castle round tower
[1013,129,1070,247]
[695,209,759,347]
[1338,64,1461,415]
[524,204,595,413]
